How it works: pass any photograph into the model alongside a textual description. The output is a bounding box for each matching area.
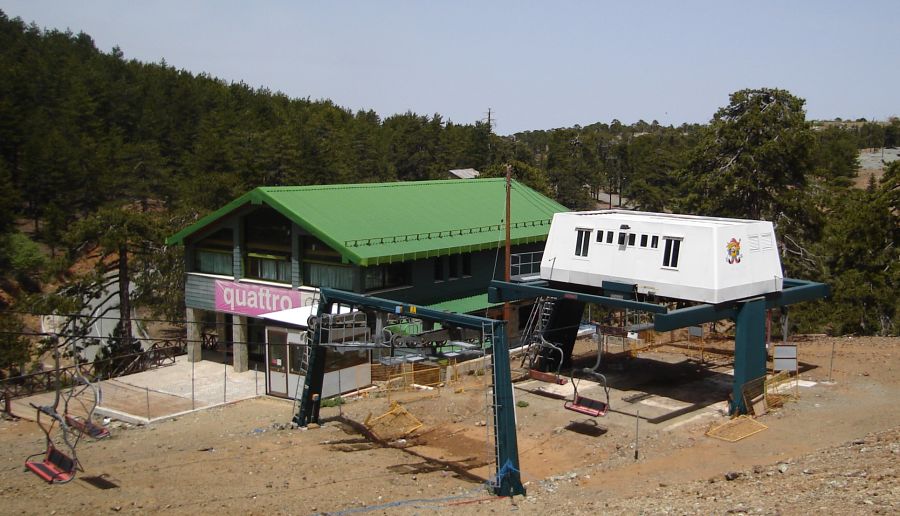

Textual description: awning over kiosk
[260,292,499,328]
[258,304,352,328]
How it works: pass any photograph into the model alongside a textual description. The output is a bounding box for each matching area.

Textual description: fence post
[2,388,12,418]
[254,363,258,396]
[191,357,195,411]
[634,410,640,461]
[828,340,836,382]
[146,386,151,422]
[223,360,227,403]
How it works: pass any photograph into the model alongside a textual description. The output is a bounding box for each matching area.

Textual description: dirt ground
[1,335,898,515]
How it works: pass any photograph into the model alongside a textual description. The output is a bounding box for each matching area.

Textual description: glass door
[266,328,288,397]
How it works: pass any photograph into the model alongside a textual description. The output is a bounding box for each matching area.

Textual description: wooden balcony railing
[0,340,186,409]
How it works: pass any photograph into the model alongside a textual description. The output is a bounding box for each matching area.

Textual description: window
[247,253,291,282]
[364,263,410,291]
[640,234,648,248]
[462,254,472,276]
[662,237,682,268]
[448,255,459,279]
[650,235,659,249]
[324,349,368,373]
[302,236,342,264]
[304,263,353,290]
[193,227,234,275]
[596,231,604,243]
[195,249,232,275]
[606,231,614,244]
[245,208,291,249]
[434,257,445,282]
[617,232,627,246]
[268,330,287,373]
[628,233,636,246]
[574,229,591,257]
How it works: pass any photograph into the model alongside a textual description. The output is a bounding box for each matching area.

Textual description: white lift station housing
[540,210,784,304]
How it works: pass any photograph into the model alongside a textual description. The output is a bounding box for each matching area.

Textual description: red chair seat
[25,447,76,484]
[66,414,110,439]
[564,395,608,417]
[528,369,568,385]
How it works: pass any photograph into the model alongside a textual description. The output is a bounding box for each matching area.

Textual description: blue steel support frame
[732,298,767,414]
[489,321,525,496]
[295,304,330,426]
[487,281,668,314]
[293,288,525,497]
[489,278,829,416]
[652,279,830,331]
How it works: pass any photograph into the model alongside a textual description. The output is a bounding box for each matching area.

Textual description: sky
[3,1,898,135]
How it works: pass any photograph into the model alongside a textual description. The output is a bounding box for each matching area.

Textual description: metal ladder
[291,315,320,418]
[298,333,312,375]
[305,288,320,307]
[520,297,555,369]
[481,321,500,489]
[298,289,321,374]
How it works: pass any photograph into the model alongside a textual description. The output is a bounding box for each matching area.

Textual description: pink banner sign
[215,280,302,317]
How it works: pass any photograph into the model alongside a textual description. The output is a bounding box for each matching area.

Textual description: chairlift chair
[64,414,110,440]
[527,337,568,385]
[62,373,109,441]
[24,334,106,484]
[564,368,610,418]
[25,402,83,484]
[24,444,78,484]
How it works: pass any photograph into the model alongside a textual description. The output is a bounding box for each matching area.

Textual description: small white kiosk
[540,210,784,303]
[259,305,371,399]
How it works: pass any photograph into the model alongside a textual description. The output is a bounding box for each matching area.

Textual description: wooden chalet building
[166,178,566,397]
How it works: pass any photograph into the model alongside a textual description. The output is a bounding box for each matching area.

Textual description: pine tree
[677,88,821,276]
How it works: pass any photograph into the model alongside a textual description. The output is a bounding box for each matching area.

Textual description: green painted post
[731,298,767,414]
[491,322,526,496]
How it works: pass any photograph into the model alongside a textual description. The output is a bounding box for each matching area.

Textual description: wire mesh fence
[8,356,263,423]
[93,359,263,423]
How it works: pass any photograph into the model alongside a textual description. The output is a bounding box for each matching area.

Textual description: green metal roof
[167,179,567,266]
[427,293,501,315]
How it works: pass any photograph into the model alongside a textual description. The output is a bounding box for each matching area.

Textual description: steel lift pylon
[488,278,829,414]
[294,288,525,497]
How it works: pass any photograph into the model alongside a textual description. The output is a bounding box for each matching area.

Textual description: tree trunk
[118,245,133,348]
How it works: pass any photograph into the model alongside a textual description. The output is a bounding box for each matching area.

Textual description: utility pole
[504,163,512,324]
[485,108,495,161]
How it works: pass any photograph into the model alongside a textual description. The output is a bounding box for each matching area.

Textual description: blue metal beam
[779,279,831,306]
[652,278,829,331]
[488,281,668,313]
[319,288,498,330]
[653,303,738,332]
